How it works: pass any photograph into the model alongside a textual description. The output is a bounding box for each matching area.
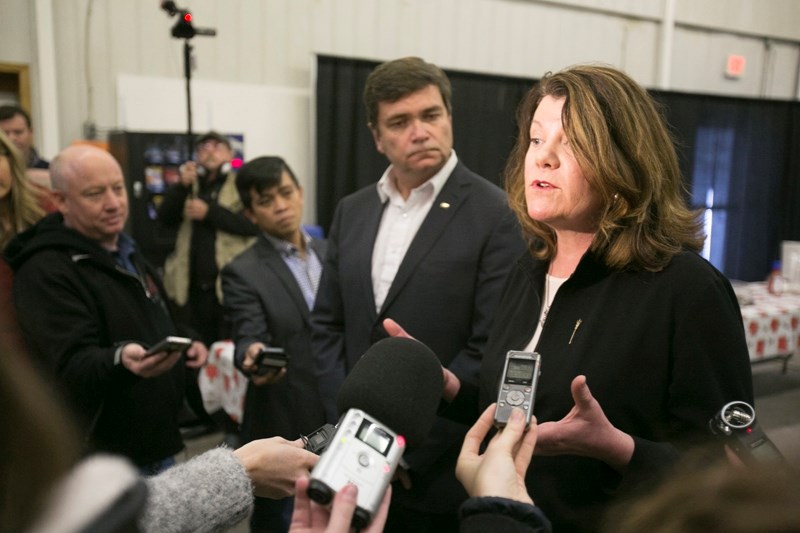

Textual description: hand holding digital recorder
[494,350,541,428]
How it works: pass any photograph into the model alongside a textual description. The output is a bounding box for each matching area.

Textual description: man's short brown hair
[363,57,452,127]
[0,104,32,128]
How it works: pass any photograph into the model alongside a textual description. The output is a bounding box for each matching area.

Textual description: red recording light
[183,12,193,22]
[396,435,406,448]
[231,157,243,169]
[746,427,753,433]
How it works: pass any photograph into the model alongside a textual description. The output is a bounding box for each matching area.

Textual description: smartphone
[253,347,289,375]
[494,350,541,428]
[146,335,192,357]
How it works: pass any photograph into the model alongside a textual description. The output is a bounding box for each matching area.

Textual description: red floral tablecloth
[738,282,800,362]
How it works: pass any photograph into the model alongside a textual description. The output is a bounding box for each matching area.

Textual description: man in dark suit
[221,156,327,533]
[311,56,527,532]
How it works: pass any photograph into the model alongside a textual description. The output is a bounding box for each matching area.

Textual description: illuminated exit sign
[725,54,746,79]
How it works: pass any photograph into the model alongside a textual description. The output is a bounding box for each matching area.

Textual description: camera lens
[353,508,371,530]
[307,479,333,505]
[721,401,755,429]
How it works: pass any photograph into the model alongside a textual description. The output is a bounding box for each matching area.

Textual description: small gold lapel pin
[569,319,582,345]
[439,202,451,209]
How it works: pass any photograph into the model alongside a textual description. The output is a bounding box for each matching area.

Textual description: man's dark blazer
[311,160,527,512]
[221,234,328,441]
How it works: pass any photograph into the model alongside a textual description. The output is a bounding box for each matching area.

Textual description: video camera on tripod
[160,1,216,38]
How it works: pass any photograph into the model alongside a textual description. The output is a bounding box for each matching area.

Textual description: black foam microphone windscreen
[335,337,444,447]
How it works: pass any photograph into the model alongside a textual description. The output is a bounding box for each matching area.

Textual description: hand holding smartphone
[146,336,192,357]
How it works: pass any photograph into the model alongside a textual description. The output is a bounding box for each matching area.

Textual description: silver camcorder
[307,408,405,529]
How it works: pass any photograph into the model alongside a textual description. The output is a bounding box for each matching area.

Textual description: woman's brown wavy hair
[504,64,703,271]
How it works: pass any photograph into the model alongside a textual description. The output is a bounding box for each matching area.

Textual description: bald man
[5,145,208,473]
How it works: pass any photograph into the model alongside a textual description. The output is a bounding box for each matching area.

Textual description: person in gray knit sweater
[0,328,318,533]
[26,440,316,533]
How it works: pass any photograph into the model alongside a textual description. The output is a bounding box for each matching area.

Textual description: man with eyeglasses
[158,131,257,347]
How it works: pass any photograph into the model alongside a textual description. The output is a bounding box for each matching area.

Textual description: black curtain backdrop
[315,54,800,281]
[653,91,800,280]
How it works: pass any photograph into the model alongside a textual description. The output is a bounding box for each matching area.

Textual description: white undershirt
[524,273,568,352]
[371,152,458,311]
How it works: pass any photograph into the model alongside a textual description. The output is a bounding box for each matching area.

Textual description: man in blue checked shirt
[221,156,327,533]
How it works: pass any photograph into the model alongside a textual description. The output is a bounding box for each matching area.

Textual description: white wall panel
[0,0,35,64]
[479,0,508,71]
[286,0,315,87]
[310,0,336,54]
[93,0,118,139]
[671,27,767,97]
[495,0,531,76]
[423,0,460,65]
[516,6,629,75]
[53,0,88,150]
[533,0,662,20]
[117,74,315,223]
[676,0,800,42]
[329,0,363,58]
[767,42,800,98]
[351,0,380,60]
[234,0,266,83]
[2,0,799,183]
[620,19,660,84]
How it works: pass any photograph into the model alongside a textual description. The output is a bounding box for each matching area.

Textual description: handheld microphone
[302,336,444,453]
[306,337,442,528]
[709,400,786,464]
